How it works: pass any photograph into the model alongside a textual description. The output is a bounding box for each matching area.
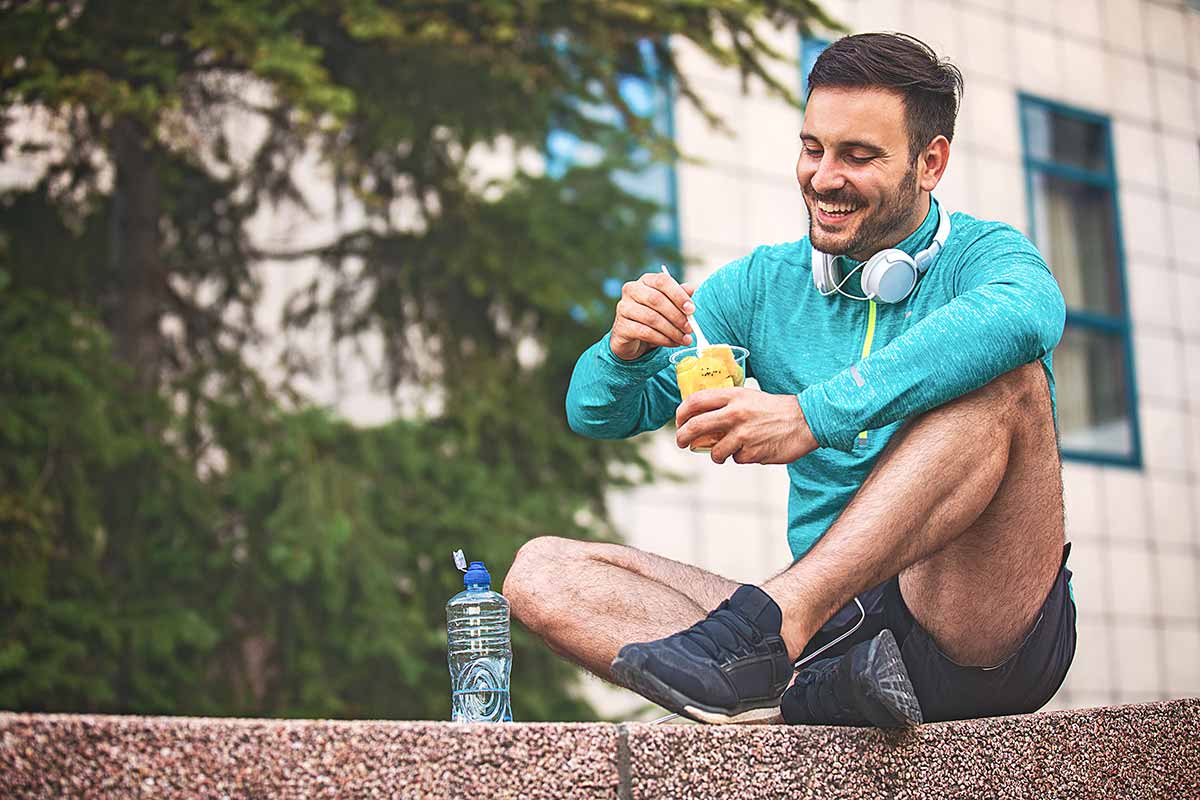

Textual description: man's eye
[802,146,823,158]
[847,155,874,165]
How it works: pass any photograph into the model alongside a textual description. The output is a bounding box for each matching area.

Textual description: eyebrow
[800,134,887,155]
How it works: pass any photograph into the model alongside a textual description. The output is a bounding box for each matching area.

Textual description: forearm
[798,277,1065,452]
[566,333,677,439]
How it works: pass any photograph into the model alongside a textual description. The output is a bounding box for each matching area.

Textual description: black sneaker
[610,585,792,724]
[780,628,923,728]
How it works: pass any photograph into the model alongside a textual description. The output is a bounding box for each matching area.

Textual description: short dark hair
[806,33,964,163]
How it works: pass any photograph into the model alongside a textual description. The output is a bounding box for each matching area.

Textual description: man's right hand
[609,271,698,361]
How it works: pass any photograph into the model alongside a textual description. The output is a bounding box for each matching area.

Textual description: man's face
[796,87,925,260]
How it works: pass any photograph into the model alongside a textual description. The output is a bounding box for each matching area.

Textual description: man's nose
[809,153,845,195]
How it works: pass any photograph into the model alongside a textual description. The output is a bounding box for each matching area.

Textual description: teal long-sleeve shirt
[566,198,1066,560]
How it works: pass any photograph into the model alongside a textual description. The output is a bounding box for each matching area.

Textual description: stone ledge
[1,699,1196,799]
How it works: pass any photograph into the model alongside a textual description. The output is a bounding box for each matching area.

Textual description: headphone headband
[913,205,952,273]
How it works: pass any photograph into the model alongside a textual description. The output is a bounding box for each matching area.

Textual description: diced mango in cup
[675,345,745,399]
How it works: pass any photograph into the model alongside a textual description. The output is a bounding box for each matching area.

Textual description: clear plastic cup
[669,344,749,452]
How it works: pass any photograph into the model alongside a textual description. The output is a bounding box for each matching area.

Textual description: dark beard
[808,164,920,259]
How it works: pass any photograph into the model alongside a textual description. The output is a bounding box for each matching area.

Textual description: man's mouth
[814,199,864,223]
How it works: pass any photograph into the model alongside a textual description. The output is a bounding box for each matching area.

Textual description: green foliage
[213,407,610,719]
[0,284,600,717]
[0,0,831,719]
[0,287,221,712]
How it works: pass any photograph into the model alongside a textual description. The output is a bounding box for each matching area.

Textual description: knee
[908,363,1049,447]
[959,363,1049,429]
[504,536,579,630]
[987,362,1048,411]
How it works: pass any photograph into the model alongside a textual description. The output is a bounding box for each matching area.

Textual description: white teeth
[817,200,860,214]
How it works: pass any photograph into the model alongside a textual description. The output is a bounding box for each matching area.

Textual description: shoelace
[679,601,762,661]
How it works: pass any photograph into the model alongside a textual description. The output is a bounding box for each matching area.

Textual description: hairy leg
[765,362,1064,665]
[504,537,740,680]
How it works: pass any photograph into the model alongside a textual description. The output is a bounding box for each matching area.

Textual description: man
[504,32,1075,727]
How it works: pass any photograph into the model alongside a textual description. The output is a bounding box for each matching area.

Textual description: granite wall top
[2,698,1197,799]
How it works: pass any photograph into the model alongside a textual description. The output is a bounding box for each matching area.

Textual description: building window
[546,40,680,292]
[800,37,830,100]
[1019,95,1141,466]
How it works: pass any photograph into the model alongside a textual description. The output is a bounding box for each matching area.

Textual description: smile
[814,199,863,224]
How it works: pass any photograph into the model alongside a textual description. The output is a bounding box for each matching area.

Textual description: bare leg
[504,537,740,680]
[765,362,1064,665]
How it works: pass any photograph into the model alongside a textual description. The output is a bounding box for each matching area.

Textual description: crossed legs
[502,537,740,681]
[504,362,1064,683]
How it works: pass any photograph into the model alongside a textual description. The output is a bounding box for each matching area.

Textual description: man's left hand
[676,388,820,464]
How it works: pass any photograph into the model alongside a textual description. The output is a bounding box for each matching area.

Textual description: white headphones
[811,205,952,304]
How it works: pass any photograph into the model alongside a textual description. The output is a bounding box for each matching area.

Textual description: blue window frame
[546,40,680,295]
[1019,94,1142,467]
[800,37,830,100]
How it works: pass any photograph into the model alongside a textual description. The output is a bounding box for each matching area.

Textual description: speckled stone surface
[0,716,619,799]
[1,699,1196,799]
[627,699,1200,800]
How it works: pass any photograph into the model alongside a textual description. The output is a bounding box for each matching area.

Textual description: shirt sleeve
[565,253,757,440]
[796,224,1066,453]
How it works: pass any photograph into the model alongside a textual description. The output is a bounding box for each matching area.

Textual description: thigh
[900,363,1066,666]
[584,540,742,613]
[899,547,1078,722]
[506,536,742,677]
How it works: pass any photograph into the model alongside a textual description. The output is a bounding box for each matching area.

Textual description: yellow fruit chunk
[703,346,739,379]
[677,369,698,398]
[675,345,744,398]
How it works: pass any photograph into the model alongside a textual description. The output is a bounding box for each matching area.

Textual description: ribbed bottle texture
[446,581,512,722]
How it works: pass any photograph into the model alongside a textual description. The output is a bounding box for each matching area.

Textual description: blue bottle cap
[464,561,491,588]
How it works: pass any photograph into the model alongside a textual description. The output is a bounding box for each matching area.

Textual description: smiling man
[505,33,1075,727]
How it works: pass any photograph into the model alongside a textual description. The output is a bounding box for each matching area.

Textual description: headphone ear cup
[861,251,919,304]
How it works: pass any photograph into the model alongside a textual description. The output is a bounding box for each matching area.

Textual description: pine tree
[0,1,834,719]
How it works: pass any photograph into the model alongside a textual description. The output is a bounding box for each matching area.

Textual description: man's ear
[918,135,951,192]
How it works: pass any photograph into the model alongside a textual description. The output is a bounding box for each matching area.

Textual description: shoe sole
[853,629,923,728]
[611,653,783,725]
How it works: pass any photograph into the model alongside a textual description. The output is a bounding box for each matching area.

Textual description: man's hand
[609,271,697,361]
[676,388,820,464]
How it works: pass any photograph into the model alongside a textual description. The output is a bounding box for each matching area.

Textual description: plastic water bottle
[447,550,512,722]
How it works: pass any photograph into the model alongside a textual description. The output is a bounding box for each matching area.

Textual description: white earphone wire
[816,253,871,301]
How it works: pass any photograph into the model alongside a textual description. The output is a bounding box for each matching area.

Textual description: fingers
[613,315,684,351]
[709,434,748,465]
[611,271,698,355]
[676,397,737,450]
[616,295,691,348]
[648,272,696,317]
[676,388,737,428]
[630,273,692,336]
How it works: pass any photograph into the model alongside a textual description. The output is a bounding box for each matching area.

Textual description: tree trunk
[107,115,165,388]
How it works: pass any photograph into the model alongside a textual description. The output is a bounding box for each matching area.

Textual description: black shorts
[796,544,1077,723]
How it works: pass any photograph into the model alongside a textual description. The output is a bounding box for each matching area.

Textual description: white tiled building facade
[584,0,1200,718]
